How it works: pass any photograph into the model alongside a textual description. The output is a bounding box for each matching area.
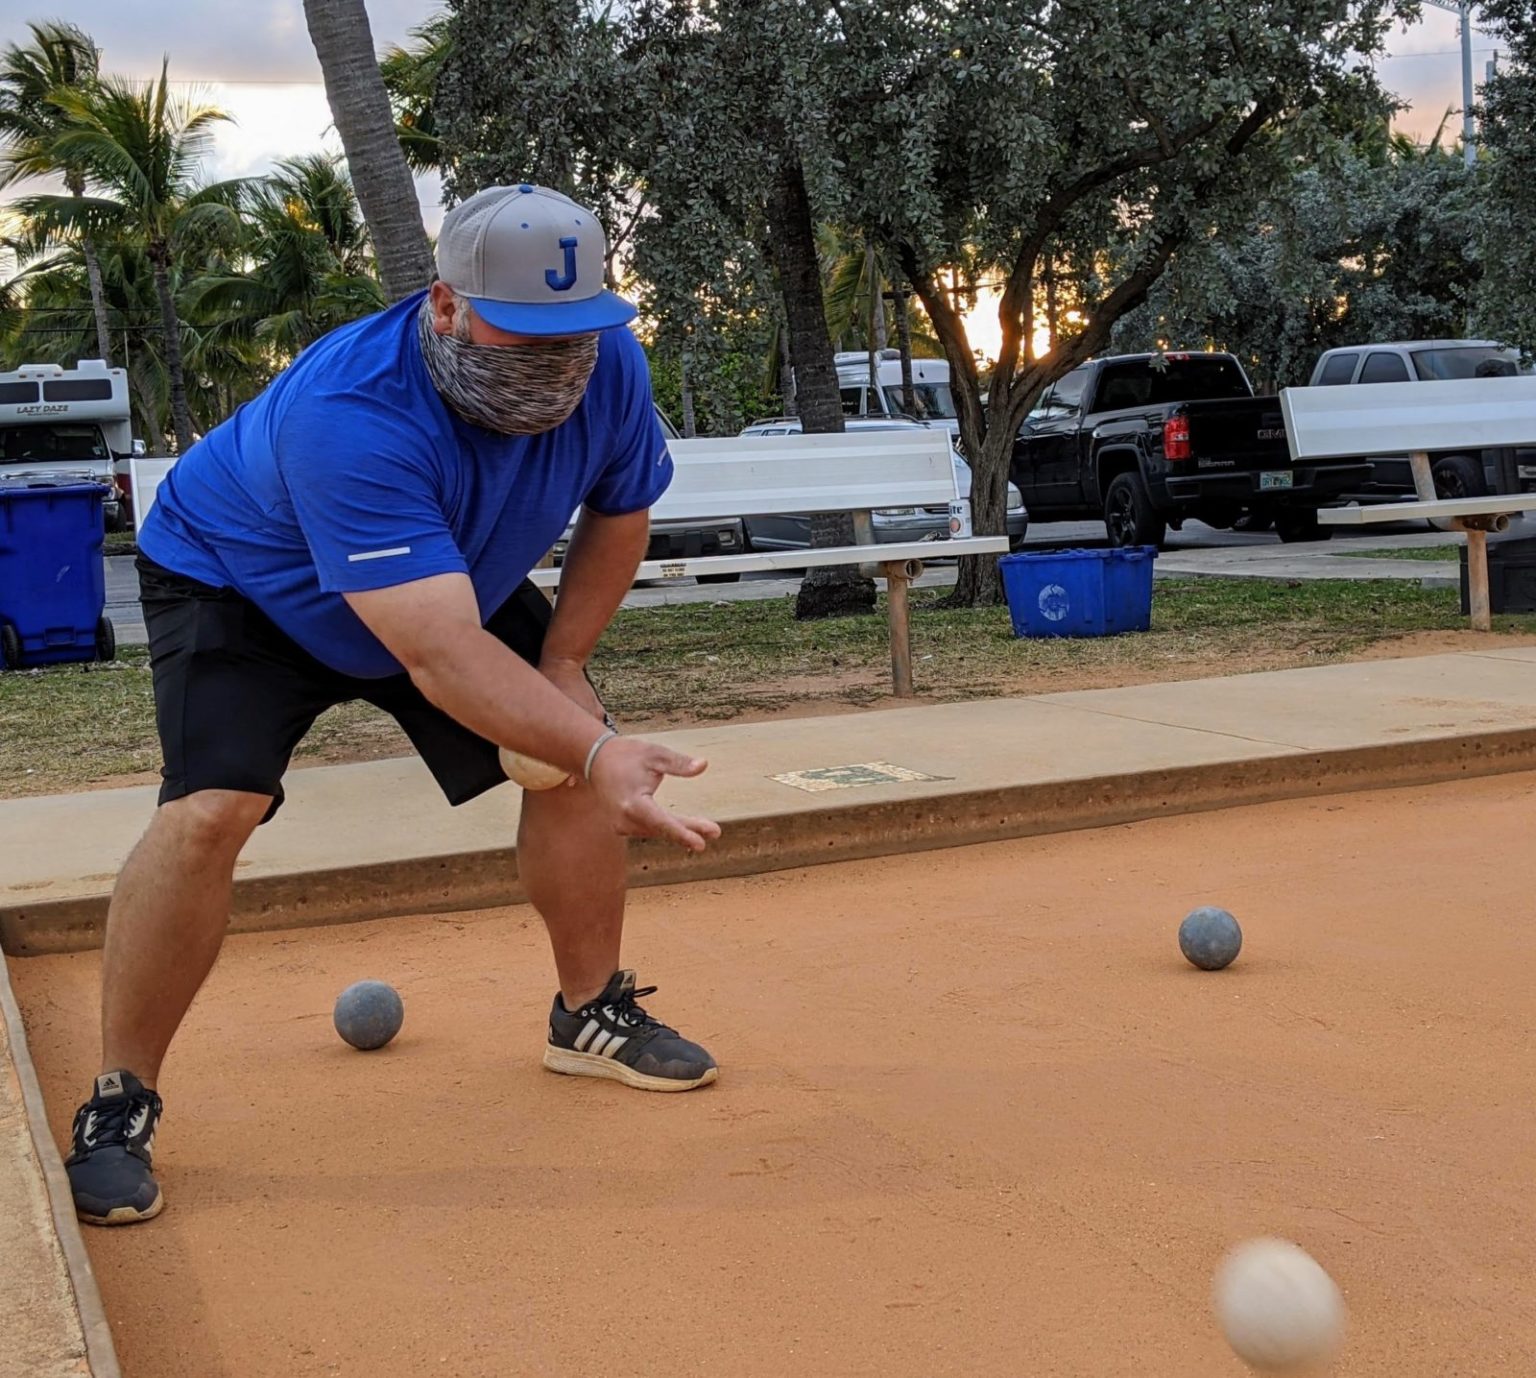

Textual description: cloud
[15,0,438,83]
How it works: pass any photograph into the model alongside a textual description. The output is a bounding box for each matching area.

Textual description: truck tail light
[1163,415,1191,461]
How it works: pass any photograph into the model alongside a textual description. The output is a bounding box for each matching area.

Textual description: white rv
[835,349,959,433]
[0,359,137,529]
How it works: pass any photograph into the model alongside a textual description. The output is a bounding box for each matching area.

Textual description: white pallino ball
[498,747,570,791]
[1213,1239,1345,1372]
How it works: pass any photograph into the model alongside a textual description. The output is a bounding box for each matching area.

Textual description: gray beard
[416,299,599,435]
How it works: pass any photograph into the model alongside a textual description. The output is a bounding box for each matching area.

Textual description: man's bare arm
[345,573,719,851]
[541,507,649,673]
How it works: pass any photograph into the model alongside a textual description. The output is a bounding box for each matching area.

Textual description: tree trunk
[150,248,195,453]
[865,245,880,398]
[869,243,888,352]
[764,155,874,620]
[1043,255,1059,353]
[304,0,435,301]
[778,328,796,415]
[80,235,114,366]
[680,345,697,437]
[948,422,1009,605]
[893,285,916,413]
[68,175,115,367]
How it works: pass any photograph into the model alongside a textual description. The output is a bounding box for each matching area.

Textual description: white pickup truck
[1307,340,1536,500]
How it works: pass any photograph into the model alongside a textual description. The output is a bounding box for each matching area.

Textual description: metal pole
[1460,1,1476,166]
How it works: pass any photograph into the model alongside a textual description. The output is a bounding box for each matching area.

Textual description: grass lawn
[1337,544,1460,562]
[4,576,1534,798]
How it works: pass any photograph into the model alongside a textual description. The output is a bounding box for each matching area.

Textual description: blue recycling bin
[999,546,1157,638]
[0,481,114,670]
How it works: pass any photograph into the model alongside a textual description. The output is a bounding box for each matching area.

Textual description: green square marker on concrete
[772,761,947,793]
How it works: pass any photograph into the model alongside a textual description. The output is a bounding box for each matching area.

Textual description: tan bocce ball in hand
[498,747,571,791]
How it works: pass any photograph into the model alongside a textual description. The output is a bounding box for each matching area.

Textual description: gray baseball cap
[436,184,636,336]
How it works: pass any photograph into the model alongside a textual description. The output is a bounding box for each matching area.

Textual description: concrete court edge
[6,724,1536,958]
[0,952,122,1376]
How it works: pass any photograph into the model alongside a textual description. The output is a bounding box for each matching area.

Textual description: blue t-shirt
[140,291,671,677]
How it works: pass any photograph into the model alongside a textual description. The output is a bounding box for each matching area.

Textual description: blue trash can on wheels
[0,480,115,671]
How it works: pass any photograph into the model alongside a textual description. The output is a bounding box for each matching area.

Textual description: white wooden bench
[1280,378,1536,630]
[133,434,1006,695]
[531,429,1008,695]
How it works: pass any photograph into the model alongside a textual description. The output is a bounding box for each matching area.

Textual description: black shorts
[138,555,569,822]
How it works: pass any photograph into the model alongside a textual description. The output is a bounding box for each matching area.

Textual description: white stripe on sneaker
[589,1030,613,1056]
[574,1018,601,1052]
[602,1035,628,1059]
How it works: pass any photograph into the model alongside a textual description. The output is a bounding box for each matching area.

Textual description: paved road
[106,516,1523,648]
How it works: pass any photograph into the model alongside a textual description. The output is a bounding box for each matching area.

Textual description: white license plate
[1258,471,1294,491]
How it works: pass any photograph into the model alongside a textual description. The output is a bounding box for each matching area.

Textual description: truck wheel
[1432,455,1484,501]
[1104,472,1167,548]
[1,624,21,671]
[1274,510,1333,544]
[95,616,116,662]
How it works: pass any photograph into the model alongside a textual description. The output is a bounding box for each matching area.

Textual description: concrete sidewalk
[8,647,1536,956]
[0,956,117,1377]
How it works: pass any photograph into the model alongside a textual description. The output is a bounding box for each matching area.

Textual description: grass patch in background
[4,577,1532,798]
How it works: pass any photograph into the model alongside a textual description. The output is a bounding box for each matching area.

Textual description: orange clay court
[11,772,1536,1378]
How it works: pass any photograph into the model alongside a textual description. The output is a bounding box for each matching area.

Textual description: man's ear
[428,281,458,337]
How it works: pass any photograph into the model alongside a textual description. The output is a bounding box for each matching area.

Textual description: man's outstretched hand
[587,737,721,853]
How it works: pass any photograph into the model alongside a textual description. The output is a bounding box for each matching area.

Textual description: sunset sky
[1,2,1510,359]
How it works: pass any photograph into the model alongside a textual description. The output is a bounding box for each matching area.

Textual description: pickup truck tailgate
[1184,398,1289,467]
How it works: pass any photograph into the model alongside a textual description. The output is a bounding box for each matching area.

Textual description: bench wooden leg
[883,560,921,697]
[1466,527,1492,631]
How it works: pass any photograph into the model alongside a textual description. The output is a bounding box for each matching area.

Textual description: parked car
[737,414,1029,550]
[1307,340,1536,500]
[550,406,748,583]
[1011,351,1370,545]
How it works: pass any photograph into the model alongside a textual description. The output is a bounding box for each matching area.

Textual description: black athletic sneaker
[545,970,717,1092]
[65,1071,164,1226]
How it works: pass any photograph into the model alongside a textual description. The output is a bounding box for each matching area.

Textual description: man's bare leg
[68,788,269,1224]
[518,781,626,1010]
[522,782,717,1090]
[100,789,271,1085]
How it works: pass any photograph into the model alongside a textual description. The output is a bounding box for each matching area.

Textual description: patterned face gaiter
[417,297,600,435]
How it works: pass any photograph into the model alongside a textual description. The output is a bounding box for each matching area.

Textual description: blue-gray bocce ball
[1178,907,1243,971]
[333,980,405,1050]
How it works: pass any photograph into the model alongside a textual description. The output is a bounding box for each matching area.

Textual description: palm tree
[303,0,435,300]
[17,64,243,452]
[0,21,114,365]
[380,12,452,176]
[3,233,172,450]
[189,153,384,358]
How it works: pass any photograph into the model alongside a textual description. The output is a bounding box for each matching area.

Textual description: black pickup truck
[1011,352,1372,546]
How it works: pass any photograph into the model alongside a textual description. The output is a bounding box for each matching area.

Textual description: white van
[835,350,958,432]
[0,359,136,528]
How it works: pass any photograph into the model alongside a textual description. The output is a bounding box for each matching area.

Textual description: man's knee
[156,790,270,852]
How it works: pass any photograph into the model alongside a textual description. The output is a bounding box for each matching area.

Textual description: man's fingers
[677,813,722,842]
[649,748,708,779]
[621,797,717,852]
